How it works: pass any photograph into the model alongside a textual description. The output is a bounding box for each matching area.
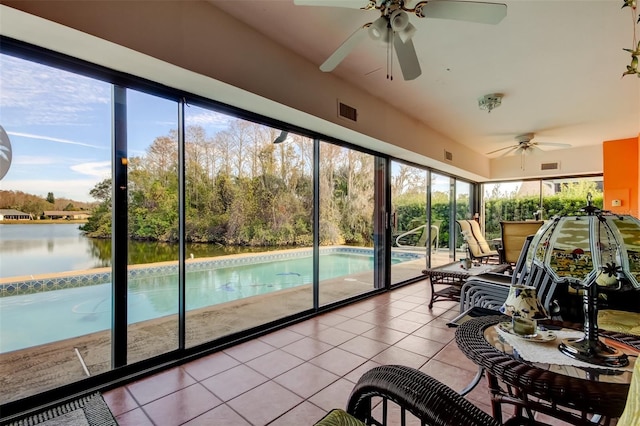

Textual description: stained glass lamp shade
[526,198,640,367]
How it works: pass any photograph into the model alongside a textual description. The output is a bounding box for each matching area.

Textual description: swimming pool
[0,248,423,353]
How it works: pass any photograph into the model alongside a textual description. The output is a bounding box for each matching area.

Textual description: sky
[0,54,231,202]
[0,52,463,203]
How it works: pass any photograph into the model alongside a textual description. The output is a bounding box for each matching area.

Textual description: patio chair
[315,365,500,426]
[456,219,499,263]
[458,232,567,316]
[499,220,544,265]
[459,234,535,312]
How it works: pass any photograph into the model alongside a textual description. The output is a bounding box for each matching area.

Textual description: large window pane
[431,172,452,266]
[184,106,314,348]
[541,176,603,217]
[390,161,428,283]
[126,89,179,363]
[318,142,377,305]
[483,181,540,240]
[0,54,112,403]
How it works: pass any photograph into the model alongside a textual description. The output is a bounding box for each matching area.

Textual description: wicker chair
[315,365,500,426]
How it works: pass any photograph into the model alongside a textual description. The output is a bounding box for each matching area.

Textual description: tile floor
[103,279,569,425]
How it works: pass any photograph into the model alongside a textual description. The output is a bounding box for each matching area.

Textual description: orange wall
[603,136,640,217]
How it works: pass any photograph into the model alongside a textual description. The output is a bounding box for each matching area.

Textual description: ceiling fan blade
[486,144,517,155]
[420,1,507,25]
[293,0,373,9]
[320,25,369,72]
[534,142,572,148]
[393,36,422,81]
[498,146,519,158]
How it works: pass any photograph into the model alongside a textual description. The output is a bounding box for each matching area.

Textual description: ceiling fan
[486,133,572,157]
[486,133,572,169]
[293,0,507,81]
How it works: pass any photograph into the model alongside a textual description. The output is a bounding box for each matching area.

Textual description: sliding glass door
[0,53,113,403]
[125,89,180,363]
[430,172,453,266]
[318,141,379,305]
[390,161,429,284]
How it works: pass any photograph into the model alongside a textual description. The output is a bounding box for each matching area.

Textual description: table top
[455,315,640,418]
[423,261,509,279]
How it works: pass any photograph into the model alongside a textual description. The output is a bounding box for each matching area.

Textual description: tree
[46,192,55,204]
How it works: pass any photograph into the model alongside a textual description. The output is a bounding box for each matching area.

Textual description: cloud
[70,161,111,178]
[186,110,232,127]
[7,131,106,150]
[0,55,110,126]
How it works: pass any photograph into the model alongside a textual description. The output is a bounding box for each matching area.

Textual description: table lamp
[526,194,640,367]
[500,285,548,336]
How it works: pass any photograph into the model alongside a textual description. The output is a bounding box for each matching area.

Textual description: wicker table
[455,315,640,425]
[423,262,509,308]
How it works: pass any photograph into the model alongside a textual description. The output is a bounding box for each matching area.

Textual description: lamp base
[559,337,629,368]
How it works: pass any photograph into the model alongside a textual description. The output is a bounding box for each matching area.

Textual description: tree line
[0,190,94,218]
[81,123,376,247]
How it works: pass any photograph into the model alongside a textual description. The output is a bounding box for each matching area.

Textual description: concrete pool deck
[1,257,437,405]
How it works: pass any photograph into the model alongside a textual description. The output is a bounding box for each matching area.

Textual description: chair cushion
[457,220,498,259]
[468,272,512,286]
[314,409,366,426]
[598,310,640,335]
[617,356,640,426]
[500,221,543,264]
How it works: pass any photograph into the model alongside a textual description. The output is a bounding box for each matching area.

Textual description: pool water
[0,252,416,353]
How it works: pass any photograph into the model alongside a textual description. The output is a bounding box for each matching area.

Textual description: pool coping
[0,246,424,296]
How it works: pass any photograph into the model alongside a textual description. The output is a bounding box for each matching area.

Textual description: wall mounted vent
[444,150,453,161]
[338,101,357,122]
[540,162,559,171]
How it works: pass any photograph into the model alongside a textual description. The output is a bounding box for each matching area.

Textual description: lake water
[0,223,272,279]
[0,223,107,279]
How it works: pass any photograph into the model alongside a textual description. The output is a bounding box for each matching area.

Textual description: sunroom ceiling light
[478,93,503,113]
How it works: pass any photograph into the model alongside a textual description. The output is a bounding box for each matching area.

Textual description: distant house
[42,210,91,220]
[0,209,33,221]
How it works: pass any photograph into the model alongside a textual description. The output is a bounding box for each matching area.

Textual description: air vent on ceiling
[540,162,559,171]
[338,101,357,122]
[444,150,453,162]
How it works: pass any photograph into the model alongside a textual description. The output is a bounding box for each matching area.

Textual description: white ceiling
[211,0,640,158]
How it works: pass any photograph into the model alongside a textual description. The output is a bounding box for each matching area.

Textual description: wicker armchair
[315,365,499,426]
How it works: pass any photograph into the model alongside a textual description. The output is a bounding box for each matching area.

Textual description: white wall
[490,145,602,180]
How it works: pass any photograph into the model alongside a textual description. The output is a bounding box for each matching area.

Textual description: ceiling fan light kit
[294,0,508,81]
[368,16,388,39]
[478,93,503,113]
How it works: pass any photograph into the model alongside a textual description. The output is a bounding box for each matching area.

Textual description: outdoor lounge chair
[456,219,499,263]
[459,232,561,318]
[459,234,535,312]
